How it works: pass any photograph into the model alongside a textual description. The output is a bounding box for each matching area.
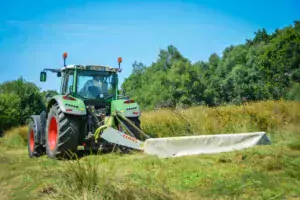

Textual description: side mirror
[57,72,61,77]
[40,72,47,82]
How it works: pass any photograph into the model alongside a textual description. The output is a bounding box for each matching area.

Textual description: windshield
[77,70,116,99]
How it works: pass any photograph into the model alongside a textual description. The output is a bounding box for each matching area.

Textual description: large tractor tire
[45,103,80,159]
[28,121,45,158]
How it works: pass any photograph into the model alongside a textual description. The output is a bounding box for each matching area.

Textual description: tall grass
[141,100,300,138]
[3,100,300,146]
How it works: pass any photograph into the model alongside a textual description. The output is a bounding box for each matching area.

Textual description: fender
[111,99,141,118]
[47,94,87,116]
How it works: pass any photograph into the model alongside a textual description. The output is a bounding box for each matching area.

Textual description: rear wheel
[45,103,80,159]
[28,121,45,158]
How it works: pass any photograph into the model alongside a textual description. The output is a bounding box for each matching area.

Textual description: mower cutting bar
[101,120,271,159]
[101,127,144,150]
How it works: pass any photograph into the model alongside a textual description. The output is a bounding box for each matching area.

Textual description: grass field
[0,100,300,200]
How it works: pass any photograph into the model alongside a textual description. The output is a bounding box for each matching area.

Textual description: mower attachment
[101,127,144,150]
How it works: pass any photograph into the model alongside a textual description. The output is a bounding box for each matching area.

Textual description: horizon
[1,0,299,92]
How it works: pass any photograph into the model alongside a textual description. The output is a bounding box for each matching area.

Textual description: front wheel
[45,103,80,159]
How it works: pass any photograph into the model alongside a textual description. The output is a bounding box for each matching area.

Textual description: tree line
[121,20,300,110]
[1,20,299,130]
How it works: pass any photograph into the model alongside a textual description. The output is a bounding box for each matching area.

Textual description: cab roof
[61,64,119,72]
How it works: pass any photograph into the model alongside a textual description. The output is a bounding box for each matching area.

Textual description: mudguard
[47,95,87,116]
[111,99,141,118]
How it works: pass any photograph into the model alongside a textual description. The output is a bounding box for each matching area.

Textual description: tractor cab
[39,52,122,102]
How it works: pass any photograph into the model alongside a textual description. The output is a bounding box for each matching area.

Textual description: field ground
[0,100,300,200]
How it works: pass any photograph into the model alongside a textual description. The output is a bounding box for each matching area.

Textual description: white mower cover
[143,132,271,158]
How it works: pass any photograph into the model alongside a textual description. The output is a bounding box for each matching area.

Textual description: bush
[0,77,45,129]
[0,93,22,131]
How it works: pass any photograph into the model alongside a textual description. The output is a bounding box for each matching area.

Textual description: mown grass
[0,100,300,200]
[0,126,28,149]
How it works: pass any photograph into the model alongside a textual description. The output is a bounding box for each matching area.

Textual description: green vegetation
[122,20,300,110]
[0,77,58,131]
[1,101,300,199]
[0,21,300,199]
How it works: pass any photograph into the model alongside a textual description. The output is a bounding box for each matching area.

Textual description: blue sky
[0,0,299,92]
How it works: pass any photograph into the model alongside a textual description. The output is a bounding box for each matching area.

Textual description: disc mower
[27,52,271,159]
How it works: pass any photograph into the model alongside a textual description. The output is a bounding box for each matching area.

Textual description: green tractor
[27,53,272,159]
[28,52,149,159]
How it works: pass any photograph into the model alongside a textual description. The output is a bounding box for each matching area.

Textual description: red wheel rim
[29,130,34,152]
[48,117,58,151]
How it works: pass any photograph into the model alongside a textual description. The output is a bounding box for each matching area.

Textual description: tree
[0,77,45,126]
[0,93,22,130]
[121,21,300,109]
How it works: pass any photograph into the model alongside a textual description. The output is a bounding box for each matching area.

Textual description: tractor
[28,53,271,159]
[28,52,149,159]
